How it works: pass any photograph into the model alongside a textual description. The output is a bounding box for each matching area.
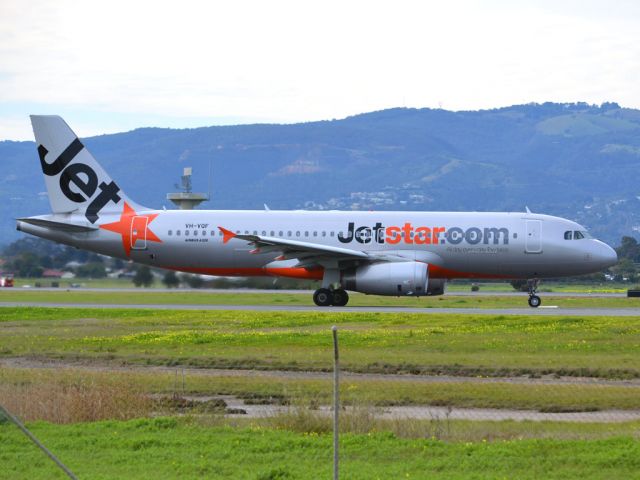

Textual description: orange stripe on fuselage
[167,264,511,280]
[428,264,511,280]
[167,266,324,280]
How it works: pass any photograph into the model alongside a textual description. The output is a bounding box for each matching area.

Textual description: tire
[528,295,541,308]
[313,288,333,307]
[331,289,349,307]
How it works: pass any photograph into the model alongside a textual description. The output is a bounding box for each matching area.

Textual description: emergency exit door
[131,216,148,250]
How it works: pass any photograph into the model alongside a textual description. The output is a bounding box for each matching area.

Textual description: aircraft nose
[594,242,618,269]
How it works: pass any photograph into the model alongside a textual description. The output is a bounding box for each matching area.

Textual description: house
[42,269,65,278]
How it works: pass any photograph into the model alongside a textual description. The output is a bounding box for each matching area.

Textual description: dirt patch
[151,394,640,424]
[2,356,640,388]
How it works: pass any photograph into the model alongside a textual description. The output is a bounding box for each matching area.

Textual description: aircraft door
[525,220,542,253]
[131,216,148,250]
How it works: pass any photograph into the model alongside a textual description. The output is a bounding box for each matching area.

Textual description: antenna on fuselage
[525,206,532,214]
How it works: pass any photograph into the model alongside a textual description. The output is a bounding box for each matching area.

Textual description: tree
[132,265,154,287]
[510,279,529,292]
[181,274,204,289]
[616,236,640,263]
[162,270,180,288]
[610,258,637,282]
[75,262,107,278]
[10,252,44,277]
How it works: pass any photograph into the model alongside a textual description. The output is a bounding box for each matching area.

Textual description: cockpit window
[565,230,592,240]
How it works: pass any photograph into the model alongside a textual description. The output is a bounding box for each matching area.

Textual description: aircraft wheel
[331,289,349,307]
[528,295,541,308]
[313,288,333,307]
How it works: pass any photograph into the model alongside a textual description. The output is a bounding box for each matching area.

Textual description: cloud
[0,115,33,142]
[1,0,640,139]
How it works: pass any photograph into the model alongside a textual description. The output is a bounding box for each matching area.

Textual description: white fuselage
[18,209,617,280]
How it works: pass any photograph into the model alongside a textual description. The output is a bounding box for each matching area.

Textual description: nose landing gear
[527,279,541,308]
[313,288,349,307]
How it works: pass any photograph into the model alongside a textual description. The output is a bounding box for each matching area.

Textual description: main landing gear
[527,279,541,308]
[313,288,349,307]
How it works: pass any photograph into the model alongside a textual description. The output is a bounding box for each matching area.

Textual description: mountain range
[2,101,640,246]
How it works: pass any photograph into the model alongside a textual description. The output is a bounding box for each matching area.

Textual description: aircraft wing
[218,226,369,266]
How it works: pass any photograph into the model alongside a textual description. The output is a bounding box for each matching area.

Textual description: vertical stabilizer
[30,115,141,223]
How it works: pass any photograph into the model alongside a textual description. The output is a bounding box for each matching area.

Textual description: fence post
[332,325,339,480]
[0,403,78,480]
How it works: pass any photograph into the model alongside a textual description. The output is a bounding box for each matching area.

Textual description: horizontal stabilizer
[17,217,98,233]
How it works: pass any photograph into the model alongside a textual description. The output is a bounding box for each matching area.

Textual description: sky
[1,0,640,140]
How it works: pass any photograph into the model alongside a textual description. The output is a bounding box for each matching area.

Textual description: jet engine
[342,261,444,296]
[425,278,445,296]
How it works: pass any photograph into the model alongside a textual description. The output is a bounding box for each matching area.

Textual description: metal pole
[0,403,78,480]
[332,325,339,480]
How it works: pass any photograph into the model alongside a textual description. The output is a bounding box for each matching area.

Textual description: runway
[6,287,629,297]
[2,301,639,316]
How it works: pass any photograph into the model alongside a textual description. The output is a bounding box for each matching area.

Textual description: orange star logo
[100,202,162,256]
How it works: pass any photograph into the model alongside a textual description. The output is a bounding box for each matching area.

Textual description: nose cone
[594,242,618,269]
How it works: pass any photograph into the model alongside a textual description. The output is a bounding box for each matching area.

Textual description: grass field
[2,303,640,478]
[2,418,640,480]
[448,281,635,294]
[2,288,640,309]
[1,306,640,412]
[2,363,640,414]
[1,307,639,378]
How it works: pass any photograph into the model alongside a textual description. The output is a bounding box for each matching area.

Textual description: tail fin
[30,115,141,224]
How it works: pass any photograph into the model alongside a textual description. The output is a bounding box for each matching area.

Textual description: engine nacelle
[342,261,431,296]
[426,278,445,296]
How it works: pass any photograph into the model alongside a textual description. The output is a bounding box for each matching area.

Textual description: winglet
[218,226,236,244]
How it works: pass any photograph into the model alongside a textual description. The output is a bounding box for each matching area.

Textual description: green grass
[2,303,639,477]
[1,289,639,308]
[1,307,640,411]
[446,281,634,294]
[1,418,640,479]
[1,307,639,379]
[9,277,147,289]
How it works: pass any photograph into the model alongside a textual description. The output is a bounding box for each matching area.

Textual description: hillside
[2,102,640,245]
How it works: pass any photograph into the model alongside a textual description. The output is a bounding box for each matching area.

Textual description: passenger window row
[167,230,210,237]
[166,230,340,238]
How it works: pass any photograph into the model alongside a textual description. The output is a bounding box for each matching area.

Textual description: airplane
[17,115,618,308]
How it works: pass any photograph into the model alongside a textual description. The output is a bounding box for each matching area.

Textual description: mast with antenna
[166,166,210,210]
